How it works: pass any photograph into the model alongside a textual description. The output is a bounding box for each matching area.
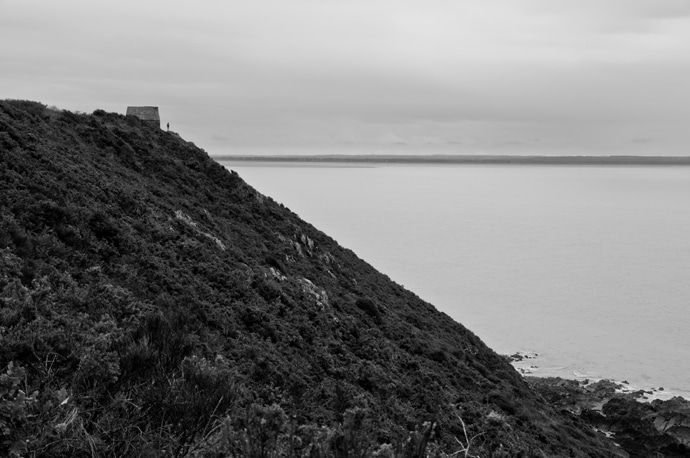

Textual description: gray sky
[2,0,690,155]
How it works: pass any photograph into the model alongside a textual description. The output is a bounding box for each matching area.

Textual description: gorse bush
[0,363,35,457]
[0,100,623,457]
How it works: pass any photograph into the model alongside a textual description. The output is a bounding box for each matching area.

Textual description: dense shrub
[356,297,383,325]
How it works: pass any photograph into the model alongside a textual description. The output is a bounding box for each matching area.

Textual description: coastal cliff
[0,100,624,456]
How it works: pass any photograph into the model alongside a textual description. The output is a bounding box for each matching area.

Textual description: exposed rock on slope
[0,100,623,456]
[527,377,690,457]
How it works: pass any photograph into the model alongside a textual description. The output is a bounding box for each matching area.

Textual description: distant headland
[213,154,690,165]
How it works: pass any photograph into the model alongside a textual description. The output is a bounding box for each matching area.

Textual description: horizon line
[211,153,690,165]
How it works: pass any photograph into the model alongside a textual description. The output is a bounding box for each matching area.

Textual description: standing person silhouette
[167,122,169,132]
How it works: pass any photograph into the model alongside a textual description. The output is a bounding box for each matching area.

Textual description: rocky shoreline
[505,353,690,457]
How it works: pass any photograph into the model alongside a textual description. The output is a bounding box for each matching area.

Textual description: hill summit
[0,100,622,457]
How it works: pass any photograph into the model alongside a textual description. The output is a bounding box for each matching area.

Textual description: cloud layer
[2,0,689,154]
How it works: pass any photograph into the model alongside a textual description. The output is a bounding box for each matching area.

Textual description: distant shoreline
[213,154,690,165]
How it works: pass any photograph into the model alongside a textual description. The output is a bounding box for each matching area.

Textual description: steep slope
[0,100,623,457]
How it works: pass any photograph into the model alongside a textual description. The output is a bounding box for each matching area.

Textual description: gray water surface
[221,161,690,397]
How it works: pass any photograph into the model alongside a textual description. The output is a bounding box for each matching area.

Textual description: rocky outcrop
[528,377,690,457]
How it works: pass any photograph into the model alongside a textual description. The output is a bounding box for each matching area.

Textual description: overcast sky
[2,0,690,155]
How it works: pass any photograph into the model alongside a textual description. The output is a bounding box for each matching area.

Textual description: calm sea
[219,161,690,398]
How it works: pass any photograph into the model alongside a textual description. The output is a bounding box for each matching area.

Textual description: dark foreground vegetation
[0,100,628,456]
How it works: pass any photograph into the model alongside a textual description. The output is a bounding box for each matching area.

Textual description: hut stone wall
[126,106,160,128]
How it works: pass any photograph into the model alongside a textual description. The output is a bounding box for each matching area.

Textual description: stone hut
[126,106,160,128]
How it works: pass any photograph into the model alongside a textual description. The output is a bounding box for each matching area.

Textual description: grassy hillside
[0,100,623,457]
